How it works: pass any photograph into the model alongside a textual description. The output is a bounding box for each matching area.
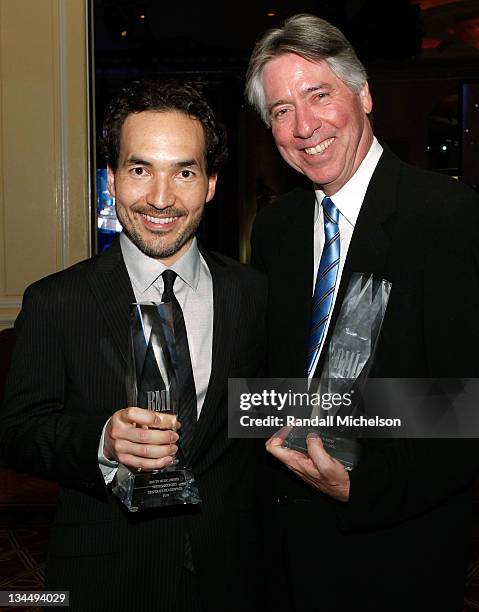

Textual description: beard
[116,204,204,260]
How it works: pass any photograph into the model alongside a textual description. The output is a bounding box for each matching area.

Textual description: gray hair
[245,13,368,126]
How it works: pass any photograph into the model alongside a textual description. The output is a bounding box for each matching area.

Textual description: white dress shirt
[309,137,383,376]
[99,233,213,481]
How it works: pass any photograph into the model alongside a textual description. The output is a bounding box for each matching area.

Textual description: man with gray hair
[246,13,479,612]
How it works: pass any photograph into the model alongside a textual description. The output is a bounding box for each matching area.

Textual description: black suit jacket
[0,238,267,612]
[251,147,479,612]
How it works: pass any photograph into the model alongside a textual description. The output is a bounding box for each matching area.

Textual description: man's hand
[104,407,179,471]
[266,428,350,502]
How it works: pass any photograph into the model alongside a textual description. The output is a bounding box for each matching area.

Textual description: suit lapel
[84,238,135,365]
[187,247,241,465]
[342,146,399,283]
[315,147,400,372]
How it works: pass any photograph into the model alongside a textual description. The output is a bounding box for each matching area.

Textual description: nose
[146,175,175,209]
[293,104,321,140]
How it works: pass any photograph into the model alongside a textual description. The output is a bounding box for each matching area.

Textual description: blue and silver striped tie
[307,196,340,375]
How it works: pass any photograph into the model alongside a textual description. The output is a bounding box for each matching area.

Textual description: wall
[0,0,90,330]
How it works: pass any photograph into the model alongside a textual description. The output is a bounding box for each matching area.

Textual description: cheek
[271,124,292,148]
[115,181,145,204]
[338,103,366,136]
[180,180,211,204]
[324,106,349,131]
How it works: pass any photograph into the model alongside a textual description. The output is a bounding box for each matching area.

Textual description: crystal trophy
[284,273,392,470]
[112,302,202,511]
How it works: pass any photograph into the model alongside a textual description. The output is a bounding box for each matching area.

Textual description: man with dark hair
[0,79,266,612]
[246,13,479,612]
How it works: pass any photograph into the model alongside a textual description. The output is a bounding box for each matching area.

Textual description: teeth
[305,138,334,155]
[143,215,177,225]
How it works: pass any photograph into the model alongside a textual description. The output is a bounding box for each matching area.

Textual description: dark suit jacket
[251,147,479,612]
[0,238,267,612]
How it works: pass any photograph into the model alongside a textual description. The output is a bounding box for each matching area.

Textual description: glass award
[112,302,202,511]
[284,273,392,470]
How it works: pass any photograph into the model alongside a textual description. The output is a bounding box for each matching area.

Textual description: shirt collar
[120,233,201,295]
[314,136,383,225]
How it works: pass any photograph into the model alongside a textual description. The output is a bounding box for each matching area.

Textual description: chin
[308,165,342,187]
[145,240,177,258]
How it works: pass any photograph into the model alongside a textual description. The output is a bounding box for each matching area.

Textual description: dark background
[91,0,479,260]
[3,5,479,604]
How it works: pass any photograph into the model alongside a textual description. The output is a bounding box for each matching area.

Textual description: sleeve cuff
[98,418,118,485]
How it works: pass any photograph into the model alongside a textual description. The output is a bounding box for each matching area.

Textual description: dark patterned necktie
[161,270,197,459]
[307,196,340,375]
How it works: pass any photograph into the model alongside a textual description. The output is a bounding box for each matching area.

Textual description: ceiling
[419,0,479,54]
[91,0,479,87]
[93,0,479,63]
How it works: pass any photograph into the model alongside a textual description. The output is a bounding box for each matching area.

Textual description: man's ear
[107,165,116,198]
[360,82,373,115]
[206,174,218,203]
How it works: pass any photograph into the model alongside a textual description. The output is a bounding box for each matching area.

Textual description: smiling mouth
[304,138,334,155]
[141,214,180,225]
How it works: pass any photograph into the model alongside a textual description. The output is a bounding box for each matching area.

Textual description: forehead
[119,110,206,157]
[262,53,343,101]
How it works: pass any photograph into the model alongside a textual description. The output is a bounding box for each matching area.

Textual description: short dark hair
[102,79,228,175]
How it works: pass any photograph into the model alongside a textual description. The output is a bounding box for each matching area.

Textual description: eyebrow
[268,83,333,115]
[125,157,199,168]
[174,159,198,169]
[125,156,152,167]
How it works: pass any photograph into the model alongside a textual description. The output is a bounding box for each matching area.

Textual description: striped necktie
[307,196,340,375]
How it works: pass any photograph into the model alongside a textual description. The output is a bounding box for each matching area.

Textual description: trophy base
[283,428,359,471]
[112,463,202,512]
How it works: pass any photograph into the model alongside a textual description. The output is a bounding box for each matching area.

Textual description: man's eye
[274,108,289,119]
[132,167,145,176]
[180,170,193,178]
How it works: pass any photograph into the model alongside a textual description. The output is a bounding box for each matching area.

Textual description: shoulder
[382,153,479,270]
[204,249,266,292]
[253,186,314,229]
[381,148,479,214]
[25,258,92,297]
[251,186,315,261]
[200,249,268,317]
[401,161,479,234]
[21,247,116,307]
[371,148,479,241]
[401,160,476,199]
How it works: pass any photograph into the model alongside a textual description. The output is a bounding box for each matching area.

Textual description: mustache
[132,206,186,218]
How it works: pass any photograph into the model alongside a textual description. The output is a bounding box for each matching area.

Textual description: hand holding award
[111,302,202,512]
[284,273,391,470]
